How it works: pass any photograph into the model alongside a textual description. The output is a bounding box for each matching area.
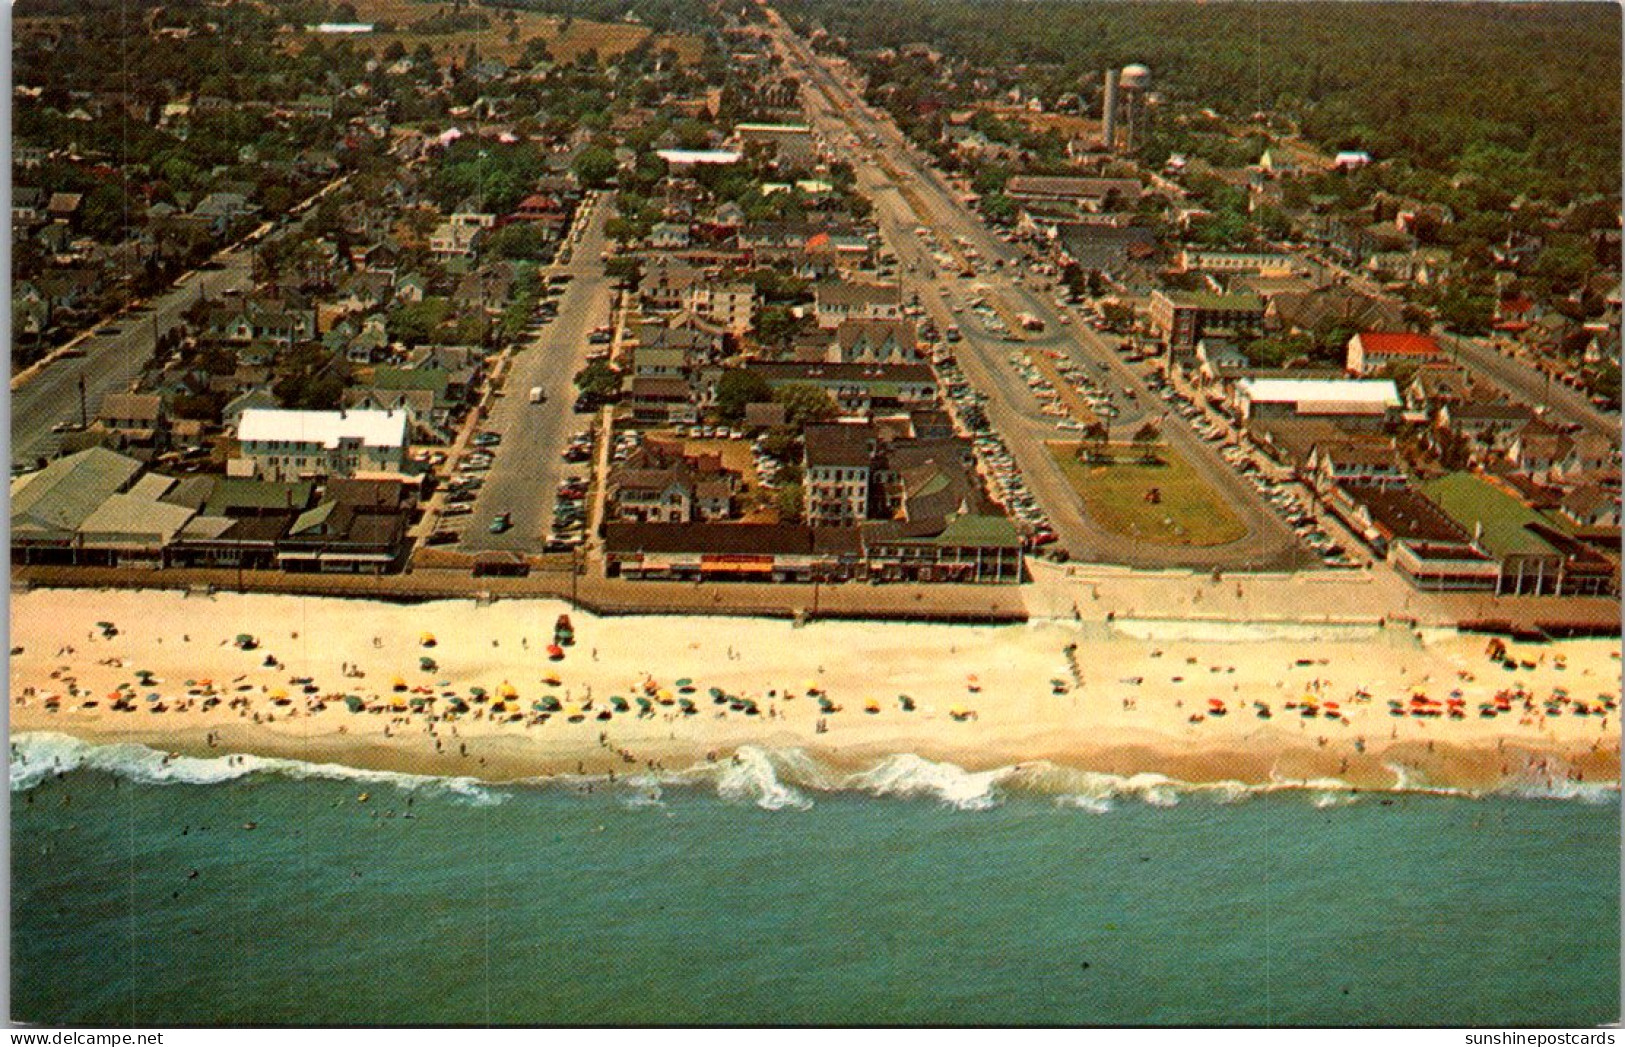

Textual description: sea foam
[12,732,1616,812]
[10,731,503,805]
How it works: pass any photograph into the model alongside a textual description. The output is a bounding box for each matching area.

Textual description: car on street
[488,512,512,534]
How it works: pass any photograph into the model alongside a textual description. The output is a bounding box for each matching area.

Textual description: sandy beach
[8,587,1620,793]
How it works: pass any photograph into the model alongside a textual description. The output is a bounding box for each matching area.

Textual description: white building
[1234,378,1401,428]
[236,408,408,481]
[814,281,902,328]
[685,282,756,334]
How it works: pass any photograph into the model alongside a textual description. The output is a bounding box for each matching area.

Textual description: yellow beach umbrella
[498,681,518,699]
[420,632,436,647]
[269,687,288,700]
[542,673,562,687]
[391,695,408,710]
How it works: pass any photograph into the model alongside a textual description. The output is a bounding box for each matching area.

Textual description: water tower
[1118,63,1152,153]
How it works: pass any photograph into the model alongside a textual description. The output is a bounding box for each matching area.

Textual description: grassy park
[1048,441,1247,547]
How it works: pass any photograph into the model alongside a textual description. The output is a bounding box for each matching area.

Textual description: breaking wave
[13,732,1617,812]
[10,731,503,805]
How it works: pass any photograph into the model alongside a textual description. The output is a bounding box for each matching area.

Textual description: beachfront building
[234,408,409,482]
[804,424,877,526]
[276,478,416,573]
[604,523,862,582]
[602,518,1023,585]
[1419,473,1619,596]
[10,447,145,564]
[1325,482,1499,591]
[860,513,1025,584]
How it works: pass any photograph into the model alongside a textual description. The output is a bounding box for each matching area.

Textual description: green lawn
[1048,441,1248,547]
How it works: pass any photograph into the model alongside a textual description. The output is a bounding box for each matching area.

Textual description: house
[628,376,697,425]
[1346,331,1444,376]
[95,393,166,449]
[639,258,705,313]
[745,362,937,414]
[222,388,280,429]
[429,220,484,258]
[395,272,429,303]
[234,408,408,482]
[1437,402,1536,447]
[814,281,902,328]
[1306,437,1407,494]
[202,296,317,347]
[13,186,45,226]
[1266,285,1405,338]
[192,192,253,234]
[832,319,920,364]
[605,442,739,524]
[1403,366,1482,413]
[648,222,692,250]
[46,192,83,225]
[1557,483,1622,530]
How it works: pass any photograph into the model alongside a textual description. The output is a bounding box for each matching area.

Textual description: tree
[752,304,803,351]
[1132,421,1162,464]
[716,369,772,421]
[388,297,450,346]
[1077,421,1110,463]
[772,383,839,426]
[573,145,618,188]
[486,223,549,261]
[574,360,622,400]
[775,483,804,524]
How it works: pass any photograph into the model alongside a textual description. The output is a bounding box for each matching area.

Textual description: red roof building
[1346,331,1445,375]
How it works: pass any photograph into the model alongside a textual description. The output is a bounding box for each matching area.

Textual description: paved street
[10,257,254,470]
[1436,329,1618,442]
[457,197,614,553]
[774,10,1309,569]
[10,180,346,470]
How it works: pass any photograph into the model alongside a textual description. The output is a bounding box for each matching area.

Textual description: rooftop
[237,408,407,450]
[1240,378,1401,408]
[1420,473,1563,559]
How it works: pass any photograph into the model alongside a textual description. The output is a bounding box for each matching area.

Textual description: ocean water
[10,733,1620,1027]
